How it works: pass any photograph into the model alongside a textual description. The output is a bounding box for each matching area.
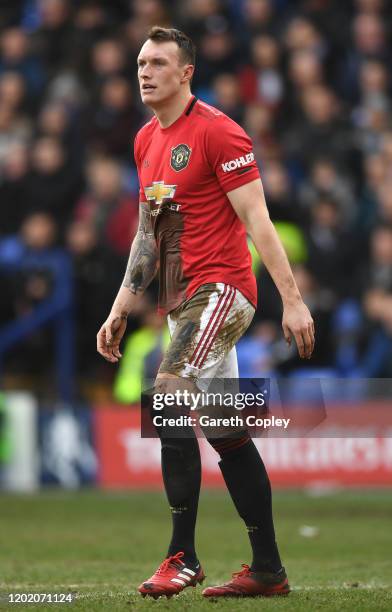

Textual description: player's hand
[97,312,128,363]
[282,301,315,359]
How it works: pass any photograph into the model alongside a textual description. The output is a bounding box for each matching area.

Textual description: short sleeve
[205,117,260,193]
[133,131,145,202]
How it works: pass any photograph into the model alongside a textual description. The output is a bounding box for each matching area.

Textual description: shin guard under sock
[160,435,201,566]
[149,387,201,566]
[215,437,282,573]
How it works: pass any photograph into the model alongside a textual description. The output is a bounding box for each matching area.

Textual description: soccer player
[97,27,314,599]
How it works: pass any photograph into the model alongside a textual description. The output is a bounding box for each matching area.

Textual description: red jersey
[134,96,260,314]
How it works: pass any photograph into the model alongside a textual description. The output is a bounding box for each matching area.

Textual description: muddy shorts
[158,283,255,385]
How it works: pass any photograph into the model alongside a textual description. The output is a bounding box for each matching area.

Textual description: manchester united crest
[171,144,191,172]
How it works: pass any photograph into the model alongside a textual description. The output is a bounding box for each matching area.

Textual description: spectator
[306,196,362,297]
[131,0,171,28]
[242,102,279,160]
[66,220,123,377]
[342,12,390,102]
[122,0,173,62]
[376,181,392,226]
[212,72,244,123]
[88,38,130,104]
[36,102,84,166]
[284,17,327,57]
[32,0,73,75]
[0,71,27,114]
[262,160,299,223]
[0,27,46,104]
[361,288,392,376]
[192,22,237,92]
[0,212,59,376]
[0,142,30,235]
[0,102,32,172]
[239,34,283,109]
[64,2,111,77]
[299,0,350,54]
[357,153,385,231]
[74,156,138,257]
[299,157,356,227]
[26,136,84,232]
[363,225,392,293]
[358,59,389,111]
[178,0,228,42]
[86,76,142,159]
[359,225,392,375]
[288,50,324,92]
[285,50,324,122]
[240,0,277,38]
[284,85,356,173]
[379,131,392,181]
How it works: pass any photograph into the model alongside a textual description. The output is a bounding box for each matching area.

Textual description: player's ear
[181,64,194,84]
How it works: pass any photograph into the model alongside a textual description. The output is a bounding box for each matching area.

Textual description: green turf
[0,490,391,611]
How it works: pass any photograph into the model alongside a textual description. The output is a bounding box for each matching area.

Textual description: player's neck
[152,91,193,129]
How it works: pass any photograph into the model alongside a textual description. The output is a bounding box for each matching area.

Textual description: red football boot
[138,551,205,599]
[202,564,290,598]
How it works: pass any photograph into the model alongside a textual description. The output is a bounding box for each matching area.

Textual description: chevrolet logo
[144,181,177,205]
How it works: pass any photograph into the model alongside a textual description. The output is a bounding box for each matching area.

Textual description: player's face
[137,40,191,106]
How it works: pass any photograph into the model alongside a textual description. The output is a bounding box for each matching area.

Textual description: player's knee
[147,383,195,443]
[150,377,196,427]
[154,373,181,395]
[206,431,251,458]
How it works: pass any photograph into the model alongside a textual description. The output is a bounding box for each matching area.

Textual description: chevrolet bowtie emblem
[144,181,177,205]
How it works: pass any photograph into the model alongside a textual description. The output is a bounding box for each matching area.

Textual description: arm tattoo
[123,202,158,294]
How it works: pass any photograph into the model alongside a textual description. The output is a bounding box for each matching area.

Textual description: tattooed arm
[123,202,158,294]
[97,202,158,362]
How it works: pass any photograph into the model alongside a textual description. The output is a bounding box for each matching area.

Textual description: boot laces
[232,564,251,580]
[156,551,184,575]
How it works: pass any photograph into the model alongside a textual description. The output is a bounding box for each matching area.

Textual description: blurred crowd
[1,0,392,399]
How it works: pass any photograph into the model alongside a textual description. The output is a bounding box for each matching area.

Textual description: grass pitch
[0,489,391,611]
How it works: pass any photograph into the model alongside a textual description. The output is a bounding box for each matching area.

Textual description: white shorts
[159,283,255,385]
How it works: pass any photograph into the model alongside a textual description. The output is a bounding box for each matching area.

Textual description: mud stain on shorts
[207,302,254,364]
[159,284,214,376]
[162,319,197,374]
[159,283,254,378]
